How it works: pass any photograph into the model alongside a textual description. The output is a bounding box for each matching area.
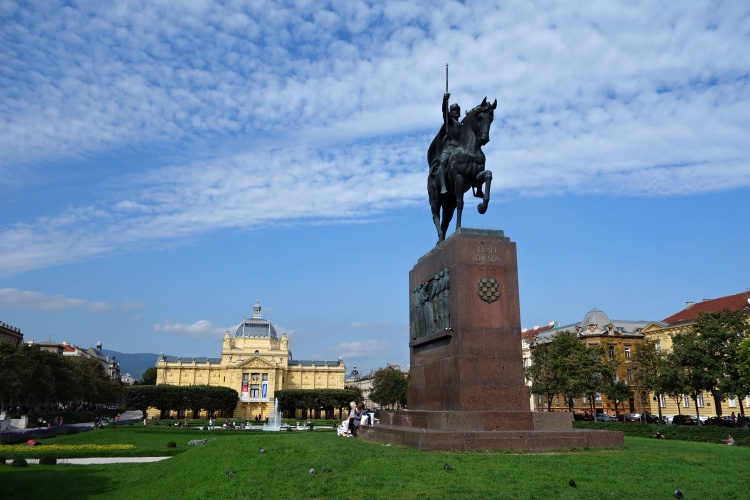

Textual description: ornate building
[153,300,346,420]
[0,320,23,347]
[529,308,655,416]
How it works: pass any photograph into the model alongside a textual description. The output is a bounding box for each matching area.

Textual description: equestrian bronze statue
[427,90,497,244]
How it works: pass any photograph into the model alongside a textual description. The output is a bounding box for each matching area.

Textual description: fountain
[262,398,282,431]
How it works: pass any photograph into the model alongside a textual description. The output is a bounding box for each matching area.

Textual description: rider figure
[437,92,462,195]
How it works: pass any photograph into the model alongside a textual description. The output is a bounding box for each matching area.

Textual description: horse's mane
[465,101,494,119]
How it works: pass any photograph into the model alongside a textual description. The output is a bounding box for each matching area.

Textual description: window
[595,393,602,404]
[250,385,259,398]
[608,344,615,359]
[660,394,667,408]
[262,373,268,381]
[683,394,690,407]
[655,341,661,352]
[696,392,704,407]
[624,345,631,358]
[729,396,737,408]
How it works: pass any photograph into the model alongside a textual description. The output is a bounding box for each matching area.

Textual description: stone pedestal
[359,228,622,451]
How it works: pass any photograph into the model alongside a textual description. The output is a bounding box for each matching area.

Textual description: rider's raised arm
[442,92,451,122]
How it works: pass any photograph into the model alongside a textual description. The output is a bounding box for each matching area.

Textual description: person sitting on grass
[726,435,735,446]
[651,431,664,439]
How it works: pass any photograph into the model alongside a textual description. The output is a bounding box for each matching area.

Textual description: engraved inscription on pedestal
[410,268,450,340]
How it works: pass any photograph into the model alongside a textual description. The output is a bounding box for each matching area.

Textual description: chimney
[685,301,695,309]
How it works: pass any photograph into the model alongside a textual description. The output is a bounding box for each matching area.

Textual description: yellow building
[642,291,750,419]
[153,300,346,420]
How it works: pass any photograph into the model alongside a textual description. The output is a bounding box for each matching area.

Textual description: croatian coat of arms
[477,277,500,303]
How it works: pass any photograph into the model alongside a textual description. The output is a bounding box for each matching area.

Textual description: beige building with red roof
[642,290,750,419]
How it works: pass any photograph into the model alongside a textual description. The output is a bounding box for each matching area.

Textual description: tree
[670,329,714,423]
[660,349,691,416]
[603,380,633,420]
[526,342,557,411]
[141,367,157,385]
[275,389,358,419]
[369,366,408,409]
[739,338,750,385]
[691,309,748,419]
[634,338,666,423]
[0,342,24,411]
[578,343,610,415]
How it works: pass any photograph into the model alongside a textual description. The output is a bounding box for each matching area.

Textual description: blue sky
[2,1,750,375]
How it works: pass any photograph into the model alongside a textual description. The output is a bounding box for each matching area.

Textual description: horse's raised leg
[477,170,492,215]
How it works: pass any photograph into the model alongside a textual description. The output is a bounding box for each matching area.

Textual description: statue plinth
[360,228,622,451]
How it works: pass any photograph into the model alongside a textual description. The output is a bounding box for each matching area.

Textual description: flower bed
[0,425,91,445]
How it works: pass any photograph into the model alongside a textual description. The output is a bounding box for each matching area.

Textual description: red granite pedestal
[359,228,622,451]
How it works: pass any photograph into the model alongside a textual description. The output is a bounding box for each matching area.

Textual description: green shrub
[166,441,177,448]
[11,459,28,468]
[39,456,57,465]
[0,457,6,464]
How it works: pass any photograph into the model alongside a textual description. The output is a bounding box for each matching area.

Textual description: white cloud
[2,0,749,275]
[334,339,392,360]
[153,319,228,339]
[0,288,138,313]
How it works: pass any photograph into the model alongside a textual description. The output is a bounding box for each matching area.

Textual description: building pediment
[236,356,276,369]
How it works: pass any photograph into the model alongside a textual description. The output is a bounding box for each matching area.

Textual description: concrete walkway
[18,410,171,464]
[24,457,171,465]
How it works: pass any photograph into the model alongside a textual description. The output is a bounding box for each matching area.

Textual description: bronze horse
[427,97,497,244]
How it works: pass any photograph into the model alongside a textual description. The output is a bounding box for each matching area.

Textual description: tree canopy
[369,366,408,409]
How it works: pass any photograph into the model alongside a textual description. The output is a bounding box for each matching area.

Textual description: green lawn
[1,427,747,499]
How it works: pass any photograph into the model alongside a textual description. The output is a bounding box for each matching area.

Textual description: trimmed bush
[39,456,57,465]
[166,441,177,448]
[0,457,6,464]
[11,459,28,468]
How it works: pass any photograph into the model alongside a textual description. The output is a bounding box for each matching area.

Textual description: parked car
[645,413,665,424]
[623,413,642,422]
[573,413,594,421]
[595,414,612,422]
[705,416,734,427]
[671,415,698,425]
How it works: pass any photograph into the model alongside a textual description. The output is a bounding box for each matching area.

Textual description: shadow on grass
[1,468,116,500]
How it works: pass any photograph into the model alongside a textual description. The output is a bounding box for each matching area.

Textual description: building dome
[234,300,278,339]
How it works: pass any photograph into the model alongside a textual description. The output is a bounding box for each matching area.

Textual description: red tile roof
[662,291,750,325]
[521,324,554,341]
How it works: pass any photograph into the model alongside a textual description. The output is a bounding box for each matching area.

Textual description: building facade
[641,291,750,419]
[153,301,346,420]
[529,308,656,417]
[0,320,23,347]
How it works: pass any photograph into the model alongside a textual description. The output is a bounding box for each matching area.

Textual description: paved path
[24,457,171,465]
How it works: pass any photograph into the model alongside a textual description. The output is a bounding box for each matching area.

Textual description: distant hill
[102,350,159,381]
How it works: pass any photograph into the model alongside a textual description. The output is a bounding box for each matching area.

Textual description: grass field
[1,426,747,499]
